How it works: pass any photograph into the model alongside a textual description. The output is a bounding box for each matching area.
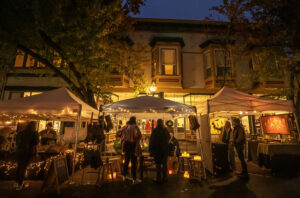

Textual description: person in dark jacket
[232,118,248,179]
[39,122,57,145]
[149,119,170,183]
[15,121,39,190]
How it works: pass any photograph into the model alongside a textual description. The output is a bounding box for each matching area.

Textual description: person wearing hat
[232,118,248,179]
[39,122,57,145]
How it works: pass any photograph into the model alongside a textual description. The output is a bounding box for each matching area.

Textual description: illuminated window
[14,51,25,67]
[37,62,46,68]
[203,52,211,77]
[214,50,232,77]
[24,92,42,97]
[161,49,177,75]
[25,55,36,67]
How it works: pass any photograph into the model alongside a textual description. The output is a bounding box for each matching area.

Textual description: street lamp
[149,82,157,95]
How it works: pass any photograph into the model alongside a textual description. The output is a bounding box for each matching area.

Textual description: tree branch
[17,44,84,98]
[38,30,87,93]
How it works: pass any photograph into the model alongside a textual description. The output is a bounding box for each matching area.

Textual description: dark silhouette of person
[117,116,142,184]
[233,118,249,179]
[15,121,39,190]
[149,119,170,183]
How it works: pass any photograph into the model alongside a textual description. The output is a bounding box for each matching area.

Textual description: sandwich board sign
[40,155,69,195]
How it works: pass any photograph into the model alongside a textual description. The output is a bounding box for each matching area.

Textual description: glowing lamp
[181,152,190,157]
[183,171,190,179]
[193,155,202,161]
[149,82,157,93]
[107,174,112,180]
[122,159,125,164]
[113,172,117,179]
[168,170,173,175]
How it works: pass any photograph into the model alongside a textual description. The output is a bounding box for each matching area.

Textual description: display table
[248,140,263,165]
[256,143,300,173]
[211,143,229,176]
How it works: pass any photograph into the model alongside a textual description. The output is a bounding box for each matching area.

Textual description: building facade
[1,18,287,105]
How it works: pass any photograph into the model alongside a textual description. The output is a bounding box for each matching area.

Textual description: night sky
[133,0,225,21]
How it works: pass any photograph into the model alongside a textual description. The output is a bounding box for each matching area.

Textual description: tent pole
[293,112,300,140]
[70,104,82,184]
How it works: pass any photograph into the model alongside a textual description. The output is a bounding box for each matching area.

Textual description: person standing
[39,122,57,145]
[117,116,142,184]
[213,121,235,171]
[15,121,39,190]
[168,132,180,174]
[149,119,170,183]
[232,118,249,179]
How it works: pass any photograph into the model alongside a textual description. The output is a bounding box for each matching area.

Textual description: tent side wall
[199,114,213,174]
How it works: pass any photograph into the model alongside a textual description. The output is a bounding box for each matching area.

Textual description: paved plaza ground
[1,161,300,198]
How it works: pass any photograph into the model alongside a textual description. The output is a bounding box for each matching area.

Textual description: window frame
[214,49,232,77]
[160,48,178,76]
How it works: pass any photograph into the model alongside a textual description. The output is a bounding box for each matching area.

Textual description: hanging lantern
[168,169,173,175]
[113,172,117,179]
[183,171,190,179]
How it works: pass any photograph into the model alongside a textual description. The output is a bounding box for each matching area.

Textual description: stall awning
[198,87,294,114]
[102,96,196,119]
[0,87,99,121]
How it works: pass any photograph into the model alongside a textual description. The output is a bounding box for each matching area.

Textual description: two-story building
[1,18,287,109]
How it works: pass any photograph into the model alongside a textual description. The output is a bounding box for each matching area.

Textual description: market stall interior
[102,95,201,150]
[0,87,99,182]
[102,96,206,180]
[198,87,299,176]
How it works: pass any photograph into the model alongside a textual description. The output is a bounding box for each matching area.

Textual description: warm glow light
[5,121,12,125]
[184,171,190,178]
[113,172,117,179]
[239,111,243,115]
[149,82,157,93]
[193,155,202,161]
[169,170,173,175]
[181,152,190,157]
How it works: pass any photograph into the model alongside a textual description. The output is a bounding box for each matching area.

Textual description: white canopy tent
[198,86,297,174]
[0,87,99,182]
[0,87,99,121]
[102,95,196,119]
[198,86,295,114]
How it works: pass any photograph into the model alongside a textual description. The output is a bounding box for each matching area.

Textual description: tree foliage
[0,0,146,107]
[212,0,300,114]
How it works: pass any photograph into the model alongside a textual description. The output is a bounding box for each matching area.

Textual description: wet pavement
[1,167,300,198]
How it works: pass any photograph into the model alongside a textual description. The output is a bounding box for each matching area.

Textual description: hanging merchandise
[105,115,113,132]
[189,115,200,130]
[145,121,151,131]
[98,116,107,132]
[166,120,174,127]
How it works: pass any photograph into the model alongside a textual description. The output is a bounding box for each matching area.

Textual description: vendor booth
[102,96,206,180]
[102,95,198,151]
[0,87,99,181]
[198,87,299,175]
